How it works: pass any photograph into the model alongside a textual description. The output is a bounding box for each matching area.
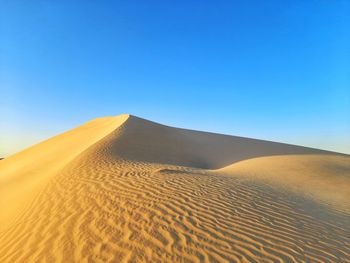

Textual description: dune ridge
[1,114,349,262]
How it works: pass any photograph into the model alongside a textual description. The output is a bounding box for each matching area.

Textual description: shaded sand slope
[102,115,333,169]
[1,114,350,262]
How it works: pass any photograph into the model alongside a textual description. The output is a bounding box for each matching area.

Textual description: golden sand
[1,115,349,262]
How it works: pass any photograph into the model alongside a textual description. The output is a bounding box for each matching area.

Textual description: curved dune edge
[1,114,350,262]
[0,114,130,230]
[215,154,350,213]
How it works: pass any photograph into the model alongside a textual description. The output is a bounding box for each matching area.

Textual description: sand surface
[1,114,349,262]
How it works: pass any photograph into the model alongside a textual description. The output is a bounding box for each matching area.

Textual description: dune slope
[0,114,129,230]
[0,114,349,262]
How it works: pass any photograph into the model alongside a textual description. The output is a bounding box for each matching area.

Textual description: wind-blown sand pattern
[1,114,350,262]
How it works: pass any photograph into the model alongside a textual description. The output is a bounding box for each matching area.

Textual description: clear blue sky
[1,0,349,157]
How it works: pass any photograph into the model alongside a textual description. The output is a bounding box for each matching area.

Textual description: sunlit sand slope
[0,114,129,230]
[0,115,349,262]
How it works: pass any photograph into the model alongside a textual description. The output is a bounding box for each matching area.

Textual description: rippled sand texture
[1,114,350,262]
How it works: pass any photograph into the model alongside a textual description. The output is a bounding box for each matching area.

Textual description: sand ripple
[1,158,349,262]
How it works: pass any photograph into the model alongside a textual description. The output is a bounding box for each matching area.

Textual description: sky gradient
[1,0,349,157]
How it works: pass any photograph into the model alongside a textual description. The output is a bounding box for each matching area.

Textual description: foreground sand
[1,114,349,262]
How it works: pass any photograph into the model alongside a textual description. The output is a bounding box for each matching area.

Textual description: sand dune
[217,154,350,213]
[1,114,349,262]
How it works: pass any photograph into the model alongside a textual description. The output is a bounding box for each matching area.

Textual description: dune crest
[1,114,349,262]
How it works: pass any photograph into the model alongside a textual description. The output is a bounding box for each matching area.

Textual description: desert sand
[1,114,349,262]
